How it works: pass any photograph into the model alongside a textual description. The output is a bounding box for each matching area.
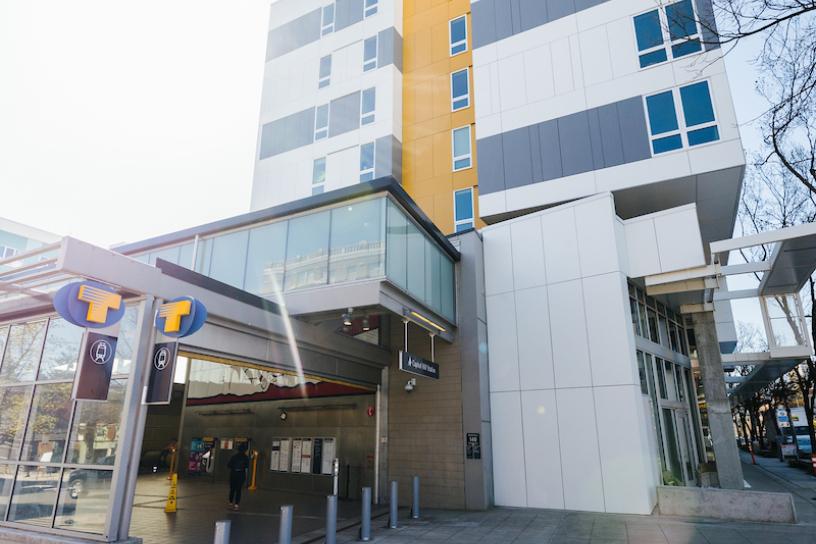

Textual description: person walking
[227,444,250,511]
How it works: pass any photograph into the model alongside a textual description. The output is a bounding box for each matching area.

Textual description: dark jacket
[227,452,249,474]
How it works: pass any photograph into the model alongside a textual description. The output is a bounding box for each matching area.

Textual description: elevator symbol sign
[154,347,171,371]
[89,339,114,365]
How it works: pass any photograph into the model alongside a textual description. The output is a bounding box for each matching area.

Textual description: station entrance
[131,353,380,543]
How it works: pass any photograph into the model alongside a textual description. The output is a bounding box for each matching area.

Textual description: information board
[270,440,281,471]
[291,439,302,472]
[300,439,313,473]
[321,438,336,475]
[279,438,291,472]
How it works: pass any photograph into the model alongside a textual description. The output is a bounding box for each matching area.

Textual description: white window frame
[449,15,468,56]
[318,55,332,88]
[363,35,378,72]
[0,245,18,260]
[453,188,474,232]
[359,142,375,182]
[633,1,703,70]
[643,79,719,155]
[312,156,327,194]
[360,87,376,126]
[314,103,330,140]
[451,125,472,171]
[321,3,335,36]
[364,0,378,18]
[450,68,470,112]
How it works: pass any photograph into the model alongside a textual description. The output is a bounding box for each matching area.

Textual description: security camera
[404,378,416,393]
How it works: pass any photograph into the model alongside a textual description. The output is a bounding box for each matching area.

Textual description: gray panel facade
[694,0,721,51]
[335,0,364,31]
[378,27,404,73]
[477,96,652,195]
[266,8,322,61]
[375,135,403,182]
[329,91,362,138]
[472,0,612,48]
[259,108,316,159]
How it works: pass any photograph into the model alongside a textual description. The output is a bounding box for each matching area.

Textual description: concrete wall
[657,486,797,523]
[386,230,491,509]
[482,192,659,514]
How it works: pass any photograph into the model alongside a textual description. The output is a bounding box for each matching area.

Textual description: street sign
[398,350,439,380]
[73,331,118,401]
[144,342,178,405]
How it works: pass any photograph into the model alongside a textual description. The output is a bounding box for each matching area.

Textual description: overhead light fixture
[362,316,370,331]
[409,311,446,333]
[279,409,288,421]
[342,308,353,327]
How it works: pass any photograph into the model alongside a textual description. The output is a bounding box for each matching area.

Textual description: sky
[0,1,769,248]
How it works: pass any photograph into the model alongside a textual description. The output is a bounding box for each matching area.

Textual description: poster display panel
[279,438,291,472]
[270,440,281,471]
[300,438,313,473]
[321,438,336,474]
[291,439,302,472]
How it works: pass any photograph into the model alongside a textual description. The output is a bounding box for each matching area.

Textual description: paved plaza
[129,457,816,544]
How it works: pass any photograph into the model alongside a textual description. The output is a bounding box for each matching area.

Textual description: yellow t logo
[77,285,122,324]
[159,300,192,333]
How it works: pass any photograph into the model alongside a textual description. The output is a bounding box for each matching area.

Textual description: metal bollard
[388,480,398,529]
[359,487,372,541]
[213,520,231,544]
[326,495,338,544]
[279,505,294,544]
[411,476,420,519]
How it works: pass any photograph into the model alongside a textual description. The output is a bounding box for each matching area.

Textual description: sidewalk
[334,507,816,544]
[740,450,816,525]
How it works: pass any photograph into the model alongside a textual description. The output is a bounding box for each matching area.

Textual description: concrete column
[691,311,744,489]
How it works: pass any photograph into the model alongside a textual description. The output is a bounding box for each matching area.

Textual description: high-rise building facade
[252,0,484,234]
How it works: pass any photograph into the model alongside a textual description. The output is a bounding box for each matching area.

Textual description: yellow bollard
[248,450,258,491]
[165,473,178,513]
[166,448,177,480]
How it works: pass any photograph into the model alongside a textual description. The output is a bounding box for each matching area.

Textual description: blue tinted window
[634,10,663,51]
[360,142,375,181]
[672,39,702,58]
[639,49,668,68]
[454,189,473,222]
[451,69,469,110]
[688,126,719,146]
[680,81,715,127]
[652,134,683,154]
[646,91,679,135]
[666,0,697,40]
[450,16,467,55]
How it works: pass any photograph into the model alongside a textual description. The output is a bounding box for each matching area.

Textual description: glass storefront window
[284,211,331,291]
[656,357,668,399]
[21,383,73,463]
[329,200,385,283]
[647,308,659,343]
[0,321,47,384]
[630,297,641,336]
[54,468,113,534]
[636,351,648,394]
[385,200,408,289]
[662,409,683,483]
[66,380,126,466]
[208,230,249,289]
[244,222,288,298]
[37,319,83,381]
[0,386,33,460]
[406,221,425,301]
[7,465,60,526]
[0,464,14,521]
